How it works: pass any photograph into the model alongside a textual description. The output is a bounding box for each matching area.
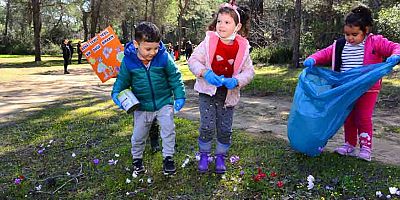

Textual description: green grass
[0,94,400,199]
[1,55,400,199]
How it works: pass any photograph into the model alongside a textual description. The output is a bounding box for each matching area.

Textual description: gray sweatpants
[131,105,175,159]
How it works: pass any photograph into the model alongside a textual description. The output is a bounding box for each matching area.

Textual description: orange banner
[80,26,124,83]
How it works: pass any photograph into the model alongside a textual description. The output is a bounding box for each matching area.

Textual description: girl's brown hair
[208,4,250,38]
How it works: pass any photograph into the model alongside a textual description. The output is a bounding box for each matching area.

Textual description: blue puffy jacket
[112,41,185,111]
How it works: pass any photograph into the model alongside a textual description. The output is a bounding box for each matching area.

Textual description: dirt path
[1,66,399,165]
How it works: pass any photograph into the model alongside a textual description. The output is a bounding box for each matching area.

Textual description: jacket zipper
[142,64,157,110]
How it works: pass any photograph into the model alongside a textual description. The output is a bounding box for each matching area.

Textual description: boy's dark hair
[134,22,161,43]
[345,4,373,33]
[208,4,251,37]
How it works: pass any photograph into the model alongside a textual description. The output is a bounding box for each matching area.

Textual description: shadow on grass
[0,59,65,68]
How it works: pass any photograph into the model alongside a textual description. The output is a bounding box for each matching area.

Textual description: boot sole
[163,171,176,176]
[198,169,208,173]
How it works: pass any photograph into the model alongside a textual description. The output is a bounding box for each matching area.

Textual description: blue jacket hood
[124,41,166,58]
[123,41,169,71]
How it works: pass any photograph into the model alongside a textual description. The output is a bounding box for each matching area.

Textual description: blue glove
[222,77,238,89]
[112,93,123,109]
[203,70,223,87]
[303,58,316,68]
[174,98,186,112]
[387,55,400,64]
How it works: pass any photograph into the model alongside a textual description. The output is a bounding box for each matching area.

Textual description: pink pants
[344,92,379,149]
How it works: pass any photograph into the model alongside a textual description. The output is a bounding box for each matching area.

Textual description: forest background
[1,0,400,68]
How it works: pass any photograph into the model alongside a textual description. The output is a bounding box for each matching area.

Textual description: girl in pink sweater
[188,0,254,173]
[304,5,400,161]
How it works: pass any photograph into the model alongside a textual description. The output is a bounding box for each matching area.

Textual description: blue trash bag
[287,62,396,157]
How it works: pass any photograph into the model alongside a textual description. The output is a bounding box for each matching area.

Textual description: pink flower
[270,172,277,177]
[277,181,284,188]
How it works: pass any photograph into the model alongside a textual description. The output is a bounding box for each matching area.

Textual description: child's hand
[174,98,186,112]
[222,78,238,89]
[387,55,400,64]
[112,93,123,109]
[303,58,316,68]
[203,70,223,87]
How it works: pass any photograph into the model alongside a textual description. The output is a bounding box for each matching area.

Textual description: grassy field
[1,55,400,199]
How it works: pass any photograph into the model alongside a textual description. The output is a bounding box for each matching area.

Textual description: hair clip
[219,0,241,23]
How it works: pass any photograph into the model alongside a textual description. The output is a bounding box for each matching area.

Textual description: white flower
[389,187,398,195]
[47,145,51,147]
[132,171,138,178]
[125,178,131,184]
[325,186,333,190]
[125,167,130,171]
[115,153,120,157]
[147,177,152,184]
[307,182,314,190]
[49,140,54,144]
[126,192,130,196]
[376,191,382,197]
[108,159,118,165]
[386,195,391,199]
[233,186,237,192]
[396,190,400,196]
[181,157,190,168]
[307,175,315,183]
[66,172,71,176]
[221,175,226,180]
[71,152,76,157]
[35,185,42,191]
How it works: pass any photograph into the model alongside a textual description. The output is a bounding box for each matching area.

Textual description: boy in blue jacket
[112,22,186,175]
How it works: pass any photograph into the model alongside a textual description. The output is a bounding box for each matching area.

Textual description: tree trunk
[145,0,148,21]
[121,20,129,43]
[31,0,41,62]
[150,0,156,22]
[82,11,89,41]
[291,0,301,69]
[177,0,190,58]
[3,0,11,42]
[90,0,103,37]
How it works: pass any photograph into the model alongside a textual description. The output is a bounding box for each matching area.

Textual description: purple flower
[240,170,245,176]
[93,158,100,165]
[37,148,45,154]
[318,147,324,153]
[14,178,21,185]
[229,155,240,164]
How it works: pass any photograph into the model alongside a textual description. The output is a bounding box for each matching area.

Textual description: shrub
[42,41,62,55]
[251,46,293,64]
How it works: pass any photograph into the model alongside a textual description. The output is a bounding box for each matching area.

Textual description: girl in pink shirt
[304,5,400,161]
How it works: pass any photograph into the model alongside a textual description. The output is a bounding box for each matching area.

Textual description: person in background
[77,41,83,64]
[61,39,71,74]
[173,42,180,61]
[67,40,74,64]
[185,40,193,60]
